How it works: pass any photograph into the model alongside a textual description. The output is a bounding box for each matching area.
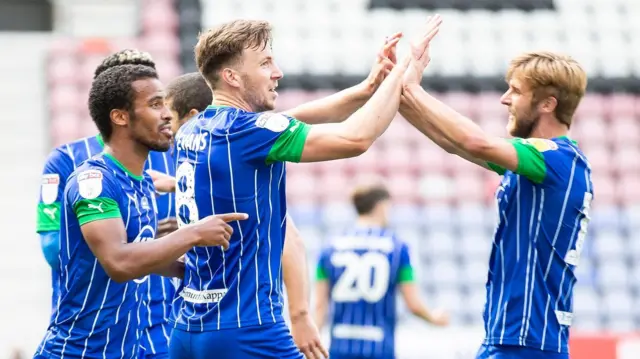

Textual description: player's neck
[355,216,385,229]
[529,117,569,139]
[103,139,148,178]
[212,91,254,112]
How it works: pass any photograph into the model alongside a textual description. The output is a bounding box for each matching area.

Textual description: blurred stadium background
[1,0,639,358]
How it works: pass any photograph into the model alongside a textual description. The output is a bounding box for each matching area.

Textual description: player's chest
[495,173,518,211]
[118,185,158,244]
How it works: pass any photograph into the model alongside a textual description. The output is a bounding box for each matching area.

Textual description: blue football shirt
[483,137,593,353]
[171,106,310,331]
[35,153,157,358]
[316,227,414,359]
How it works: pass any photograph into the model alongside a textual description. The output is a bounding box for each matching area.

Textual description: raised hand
[147,169,176,193]
[403,14,443,86]
[362,32,403,94]
[192,213,249,250]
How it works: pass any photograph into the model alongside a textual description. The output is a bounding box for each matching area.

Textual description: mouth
[159,125,173,139]
[269,84,278,96]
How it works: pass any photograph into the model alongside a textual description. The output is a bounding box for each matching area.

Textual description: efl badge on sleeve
[41,174,60,205]
[78,170,103,199]
[256,113,289,133]
[525,138,558,152]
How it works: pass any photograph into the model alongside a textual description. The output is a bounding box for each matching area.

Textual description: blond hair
[194,19,273,89]
[506,51,587,128]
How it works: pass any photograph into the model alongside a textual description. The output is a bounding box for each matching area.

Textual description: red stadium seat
[442,92,473,117]
[141,4,178,33]
[453,172,484,203]
[345,146,380,174]
[378,119,409,150]
[581,144,612,175]
[79,118,97,138]
[387,173,420,204]
[418,173,454,204]
[49,86,81,115]
[605,94,637,118]
[49,38,79,57]
[139,33,181,58]
[616,174,640,205]
[379,143,414,174]
[51,114,81,146]
[473,92,505,117]
[286,171,319,204]
[611,120,640,146]
[478,116,508,137]
[483,174,501,204]
[591,174,616,206]
[575,94,605,118]
[571,116,607,145]
[48,57,79,86]
[414,143,448,175]
[611,146,640,175]
[317,172,350,202]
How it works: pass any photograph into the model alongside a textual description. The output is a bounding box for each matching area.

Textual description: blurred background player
[400,19,591,359]
[34,49,180,359]
[314,180,449,359]
[34,63,246,359]
[168,18,434,359]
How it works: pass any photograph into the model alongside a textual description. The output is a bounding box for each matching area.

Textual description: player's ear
[220,68,241,89]
[110,109,129,127]
[187,108,199,118]
[538,96,557,115]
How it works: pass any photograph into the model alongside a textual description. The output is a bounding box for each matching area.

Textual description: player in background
[399,15,591,359]
[34,64,247,359]
[314,181,449,359]
[35,49,176,323]
[168,17,441,359]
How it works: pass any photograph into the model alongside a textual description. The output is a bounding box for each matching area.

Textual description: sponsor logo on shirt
[41,174,60,205]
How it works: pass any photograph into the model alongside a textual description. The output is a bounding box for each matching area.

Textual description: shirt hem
[484,337,568,354]
[170,316,284,332]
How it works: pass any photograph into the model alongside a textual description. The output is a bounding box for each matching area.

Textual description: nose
[500,91,511,106]
[272,63,284,80]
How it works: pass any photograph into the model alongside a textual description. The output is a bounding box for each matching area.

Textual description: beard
[509,106,540,138]
[130,112,171,152]
[241,74,274,113]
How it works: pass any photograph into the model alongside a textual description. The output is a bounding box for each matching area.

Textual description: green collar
[103,153,143,181]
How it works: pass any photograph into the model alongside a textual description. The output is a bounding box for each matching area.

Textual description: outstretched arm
[283,216,328,358]
[283,34,402,125]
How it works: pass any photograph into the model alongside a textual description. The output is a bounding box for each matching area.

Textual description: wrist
[289,308,309,323]
[355,80,375,100]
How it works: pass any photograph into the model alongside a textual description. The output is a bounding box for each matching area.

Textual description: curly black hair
[93,49,156,79]
[166,72,212,119]
[88,64,159,142]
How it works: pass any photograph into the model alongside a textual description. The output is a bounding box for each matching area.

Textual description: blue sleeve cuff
[39,231,60,269]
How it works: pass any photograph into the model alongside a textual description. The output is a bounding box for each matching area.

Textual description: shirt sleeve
[66,168,122,226]
[397,243,415,283]
[486,138,566,185]
[315,249,330,281]
[241,112,311,166]
[36,149,74,233]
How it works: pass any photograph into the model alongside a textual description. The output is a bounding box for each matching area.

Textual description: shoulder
[44,144,73,169]
[67,158,116,197]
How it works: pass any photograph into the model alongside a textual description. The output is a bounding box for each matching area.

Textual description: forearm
[399,99,459,154]
[338,71,404,144]
[402,84,488,152]
[283,83,371,124]
[313,299,328,330]
[283,218,310,318]
[153,259,185,279]
[106,227,197,282]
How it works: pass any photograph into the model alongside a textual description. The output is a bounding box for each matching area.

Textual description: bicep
[299,123,367,162]
[80,217,127,264]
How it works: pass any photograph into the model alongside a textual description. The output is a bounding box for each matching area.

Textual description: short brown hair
[506,51,587,128]
[351,181,391,215]
[166,72,212,119]
[194,19,273,89]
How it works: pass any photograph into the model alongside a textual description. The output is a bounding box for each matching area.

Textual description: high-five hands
[403,14,443,86]
[363,32,403,94]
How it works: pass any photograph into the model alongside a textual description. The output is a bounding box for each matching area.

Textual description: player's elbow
[102,260,136,283]
[344,137,373,157]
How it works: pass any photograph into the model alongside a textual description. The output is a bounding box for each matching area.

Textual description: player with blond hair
[168,17,441,359]
[399,16,592,359]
